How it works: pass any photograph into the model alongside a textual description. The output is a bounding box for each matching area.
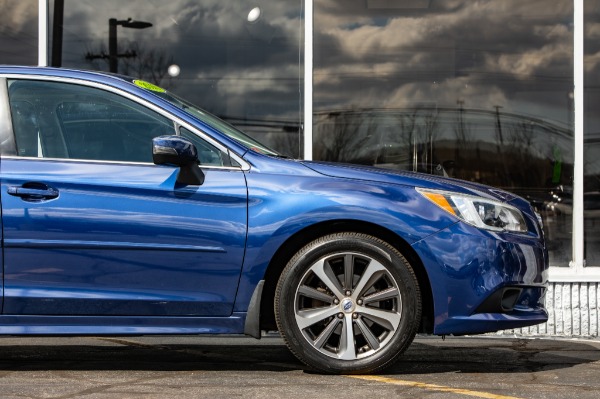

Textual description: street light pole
[108,18,118,73]
[107,18,152,73]
[51,0,64,67]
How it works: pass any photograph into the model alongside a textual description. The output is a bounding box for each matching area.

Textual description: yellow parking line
[348,375,523,399]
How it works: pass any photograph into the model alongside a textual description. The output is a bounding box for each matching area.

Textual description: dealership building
[1,0,599,337]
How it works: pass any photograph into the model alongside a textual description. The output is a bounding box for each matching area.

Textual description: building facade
[1,0,599,337]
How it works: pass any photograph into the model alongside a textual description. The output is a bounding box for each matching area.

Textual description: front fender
[233,171,457,312]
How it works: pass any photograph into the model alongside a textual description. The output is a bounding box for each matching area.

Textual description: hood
[300,161,520,203]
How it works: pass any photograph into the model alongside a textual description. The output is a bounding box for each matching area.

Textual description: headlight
[417,188,528,233]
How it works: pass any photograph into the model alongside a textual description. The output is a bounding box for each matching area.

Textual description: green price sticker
[133,80,166,93]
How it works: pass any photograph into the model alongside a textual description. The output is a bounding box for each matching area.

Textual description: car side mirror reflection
[152,135,205,185]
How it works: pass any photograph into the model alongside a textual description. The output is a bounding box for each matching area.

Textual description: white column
[571,0,585,269]
[38,0,48,66]
[303,0,313,160]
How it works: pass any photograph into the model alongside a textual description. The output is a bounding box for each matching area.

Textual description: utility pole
[85,18,152,73]
[51,0,64,67]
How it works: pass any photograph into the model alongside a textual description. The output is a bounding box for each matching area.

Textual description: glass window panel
[8,79,175,162]
[0,0,38,65]
[585,0,600,266]
[314,0,574,266]
[179,126,230,167]
[48,0,303,158]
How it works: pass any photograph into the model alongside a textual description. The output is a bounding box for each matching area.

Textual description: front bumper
[412,221,548,336]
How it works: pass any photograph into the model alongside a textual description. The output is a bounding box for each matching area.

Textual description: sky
[313,0,575,127]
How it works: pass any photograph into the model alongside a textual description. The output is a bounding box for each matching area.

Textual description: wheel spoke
[362,287,400,304]
[355,317,380,351]
[311,258,344,299]
[313,317,341,349]
[352,259,386,299]
[295,305,339,330]
[298,285,335,304]
[344,254,354,291]
[337,315,357,360]
[358,306,401,332]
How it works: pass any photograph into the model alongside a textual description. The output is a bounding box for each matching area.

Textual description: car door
[0,77,248,317]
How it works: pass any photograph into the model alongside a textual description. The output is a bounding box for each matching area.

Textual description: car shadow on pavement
[0,337,598,374]
[0,337,305,373]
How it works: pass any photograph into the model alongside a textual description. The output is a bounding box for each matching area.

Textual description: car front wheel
[275,232,421,374]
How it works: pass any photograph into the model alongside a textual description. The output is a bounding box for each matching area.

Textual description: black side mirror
[152,135,205,185]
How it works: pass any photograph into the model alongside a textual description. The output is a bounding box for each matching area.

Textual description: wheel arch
[258,219,435,334]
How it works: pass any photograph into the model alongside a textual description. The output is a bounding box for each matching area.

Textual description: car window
[179,126,232,167]
[8,79,175,163]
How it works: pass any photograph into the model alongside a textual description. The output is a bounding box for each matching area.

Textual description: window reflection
[0,0,38,65]
[585,0,600,266]
[49,0,302,158]
[314,0,574,266]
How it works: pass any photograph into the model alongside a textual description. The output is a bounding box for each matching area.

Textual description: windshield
[132,79,280,157]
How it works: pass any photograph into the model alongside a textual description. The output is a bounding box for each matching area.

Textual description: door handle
[7,183,59,201]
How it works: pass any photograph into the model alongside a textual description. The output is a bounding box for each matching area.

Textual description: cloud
[0,1,37,32]
[312,0,574,124]
[0,1,38,65]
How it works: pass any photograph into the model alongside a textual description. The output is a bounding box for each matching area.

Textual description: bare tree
[85,40,174,88]
[314,111,374,163]
[453,100,472,179]
[506,120,538,187]
[120,42,174,87]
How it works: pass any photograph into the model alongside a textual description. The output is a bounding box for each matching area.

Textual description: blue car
[0,66,548,374]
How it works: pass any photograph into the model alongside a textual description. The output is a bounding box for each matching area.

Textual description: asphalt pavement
[0,334,598,398]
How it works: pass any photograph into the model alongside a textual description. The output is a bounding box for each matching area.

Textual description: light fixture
[168,64,181,77]
[108,18,153,73]
[247,7,261,23]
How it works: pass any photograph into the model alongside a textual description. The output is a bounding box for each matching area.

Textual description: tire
[275,232,421,374]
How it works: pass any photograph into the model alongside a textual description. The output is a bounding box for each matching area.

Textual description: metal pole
[109,18,118,73]
[51,0,64,67]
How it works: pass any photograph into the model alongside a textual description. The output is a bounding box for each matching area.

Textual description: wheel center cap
[340,298,355,313]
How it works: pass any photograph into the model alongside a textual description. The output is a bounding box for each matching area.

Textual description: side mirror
[152,135,205,185]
